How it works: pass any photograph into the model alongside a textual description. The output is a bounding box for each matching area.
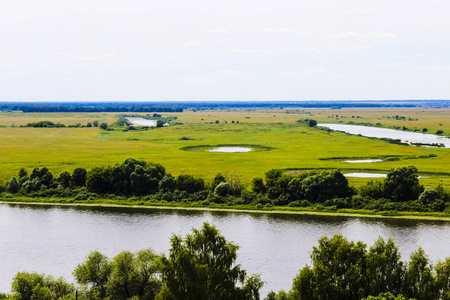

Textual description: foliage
[71,168,87,187]
[383,166,424,202]
[107,249,161,300]
[292,234,368,300]
[6,177,20,193]
[362,292,412,300]
[157,222,263,300]
[175,175,205,194]
[290,234,450,300]
[11,272,75,300]
[308,119,318,127]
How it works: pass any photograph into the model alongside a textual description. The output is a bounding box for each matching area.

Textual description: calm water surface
[318,123,450,147]
[1,203,450,295]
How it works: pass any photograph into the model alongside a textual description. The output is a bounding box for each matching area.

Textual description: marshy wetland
[0,106,449,189]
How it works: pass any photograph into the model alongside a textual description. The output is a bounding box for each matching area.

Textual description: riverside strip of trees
[1,158,449,213]
[2,222,450,300]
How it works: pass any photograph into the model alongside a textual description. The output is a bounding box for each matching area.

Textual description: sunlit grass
[0,109,449,189]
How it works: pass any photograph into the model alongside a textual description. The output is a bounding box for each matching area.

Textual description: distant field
[0,107,449,189]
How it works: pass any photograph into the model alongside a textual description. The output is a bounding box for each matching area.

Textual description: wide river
[318,123,450,148]
[1,203,450,296]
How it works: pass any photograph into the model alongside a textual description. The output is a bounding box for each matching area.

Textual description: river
[318,123,450,148]
[1,203,450,296]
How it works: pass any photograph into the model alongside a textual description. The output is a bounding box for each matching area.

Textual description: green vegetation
[0,108,449,191]
[286,234,450,300]
[1,159,449,215]
[5,223,262,300]
[4,223,450,300]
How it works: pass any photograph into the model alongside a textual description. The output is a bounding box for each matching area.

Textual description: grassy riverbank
[3,196,450,221]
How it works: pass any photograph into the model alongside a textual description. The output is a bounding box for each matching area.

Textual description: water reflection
[1,203,450,296]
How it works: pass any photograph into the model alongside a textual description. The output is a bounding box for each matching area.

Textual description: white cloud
[182,39,203,48]
[228,49,291,55]
[345,10,373,16]
[205,29,229,36]
[261,27,307,35]
[323,31,397,40]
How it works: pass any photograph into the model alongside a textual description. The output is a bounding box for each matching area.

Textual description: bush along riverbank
[2,222,450,300]
[1,158,449,217]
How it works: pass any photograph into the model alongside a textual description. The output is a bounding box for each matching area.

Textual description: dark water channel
[1,203,450,295]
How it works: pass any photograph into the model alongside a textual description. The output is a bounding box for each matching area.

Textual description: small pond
[344,173,387,178]
[343,159,383,163]
[207,147,253,153]
[318,123,450,148]
[125,118,157,127]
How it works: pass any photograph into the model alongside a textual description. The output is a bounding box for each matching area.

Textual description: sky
[1,0,450,101]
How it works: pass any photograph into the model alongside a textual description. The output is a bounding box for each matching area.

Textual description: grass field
[0,107,449,190]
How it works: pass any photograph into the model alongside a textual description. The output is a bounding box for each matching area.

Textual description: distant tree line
[3,100,446,114]
[0,104,183,113]
[3,223,450,300]
[1,159,449,213]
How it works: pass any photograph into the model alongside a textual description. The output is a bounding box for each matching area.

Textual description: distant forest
[0,100,449,113]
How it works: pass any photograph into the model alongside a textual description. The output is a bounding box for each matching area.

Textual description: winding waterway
[1,203,450,295]
[318,123,450,148]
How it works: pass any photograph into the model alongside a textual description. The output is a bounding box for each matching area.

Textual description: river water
[1,203,450,295]
[318,123,450,148]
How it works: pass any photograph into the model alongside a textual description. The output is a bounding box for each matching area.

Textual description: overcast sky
[1,0,450,101]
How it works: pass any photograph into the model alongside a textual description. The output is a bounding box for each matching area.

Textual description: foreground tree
[291,234,368,300]
[73,251,112,299]
[157,222,263,300]
[362,292,412,300]
[366,237,405,296]
[107,249,161,300]
[11,272,75,300]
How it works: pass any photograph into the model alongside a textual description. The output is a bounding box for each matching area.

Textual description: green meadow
[0,108,449,190]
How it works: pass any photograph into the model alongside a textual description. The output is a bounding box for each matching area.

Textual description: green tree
[93,120,99,127]
[86,166,112,194]
[211,173,227,190]
[107,249,161,300]
[11,272,74,300]
[418,188,440,205]
[383,166,424,202]
[301,170,352,203]
[99,122,108,130]
[57,171,72,188]
[18,168,28,179]
[214,182,231,196]
[6,176,20,193]
[158,175,176,192]
[362,292,411,300]
[157,222,263,300]
[251,177,266,194]
[73,251,111,299]
[405,247,436,300]
[291,234,368,300]
[176,175,205,194]
[366,237,405,296]
[156,120,164,127]
[435,258,450,299]
[308,119,318,127]
[71,168,87,187]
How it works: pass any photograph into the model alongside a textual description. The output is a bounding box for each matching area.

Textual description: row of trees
[2,159,449,213]
[4,223,450,300]
[22,120,107,129]
[289,235,450,300]
[4,223,262,300]
[1,104,183,113]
